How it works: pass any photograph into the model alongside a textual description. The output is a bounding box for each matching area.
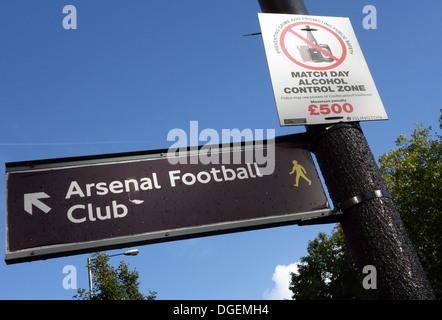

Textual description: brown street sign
[5,138,331,264]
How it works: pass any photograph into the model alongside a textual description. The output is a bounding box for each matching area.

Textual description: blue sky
[0,0,440,300]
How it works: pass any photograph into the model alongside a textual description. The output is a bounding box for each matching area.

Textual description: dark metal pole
[258,0,308,15]
[258,0,435,299]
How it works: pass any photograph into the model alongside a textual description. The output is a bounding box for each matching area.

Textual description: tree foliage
[378,112,441,298]
[290,112,441,299]
[74,252,157,300]
[289,226,367,300]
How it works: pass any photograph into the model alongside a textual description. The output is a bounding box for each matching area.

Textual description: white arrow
[24,192,51,215]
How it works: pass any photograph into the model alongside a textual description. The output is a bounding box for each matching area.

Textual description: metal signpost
[258,0,435,299]
[5,137,331,264]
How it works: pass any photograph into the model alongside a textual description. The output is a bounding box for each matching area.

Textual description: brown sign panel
[5,142,330,264]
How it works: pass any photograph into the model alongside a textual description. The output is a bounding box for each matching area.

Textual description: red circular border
[280,21,347,71]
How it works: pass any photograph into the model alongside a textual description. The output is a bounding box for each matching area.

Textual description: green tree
[74,252,157,300]
[378,113,441,298]
[290,112,441,299]
[289,226,366,300]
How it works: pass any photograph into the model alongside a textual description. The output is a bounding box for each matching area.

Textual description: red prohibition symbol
[280,21,347,71]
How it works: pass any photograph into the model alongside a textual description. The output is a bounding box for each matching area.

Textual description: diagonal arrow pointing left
[24,192,51,215]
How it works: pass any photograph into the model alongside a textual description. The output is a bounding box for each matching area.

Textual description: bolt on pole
[257,0,435,299]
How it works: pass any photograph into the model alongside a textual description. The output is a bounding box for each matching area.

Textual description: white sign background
[258,13,388,126]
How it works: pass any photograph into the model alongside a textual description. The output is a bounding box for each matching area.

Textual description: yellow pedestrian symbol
[289,160,312,187]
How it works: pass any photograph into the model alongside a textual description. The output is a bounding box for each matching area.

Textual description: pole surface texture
[258,0,435,299]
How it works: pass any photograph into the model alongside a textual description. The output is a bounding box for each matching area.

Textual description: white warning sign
[258,13,388,126]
